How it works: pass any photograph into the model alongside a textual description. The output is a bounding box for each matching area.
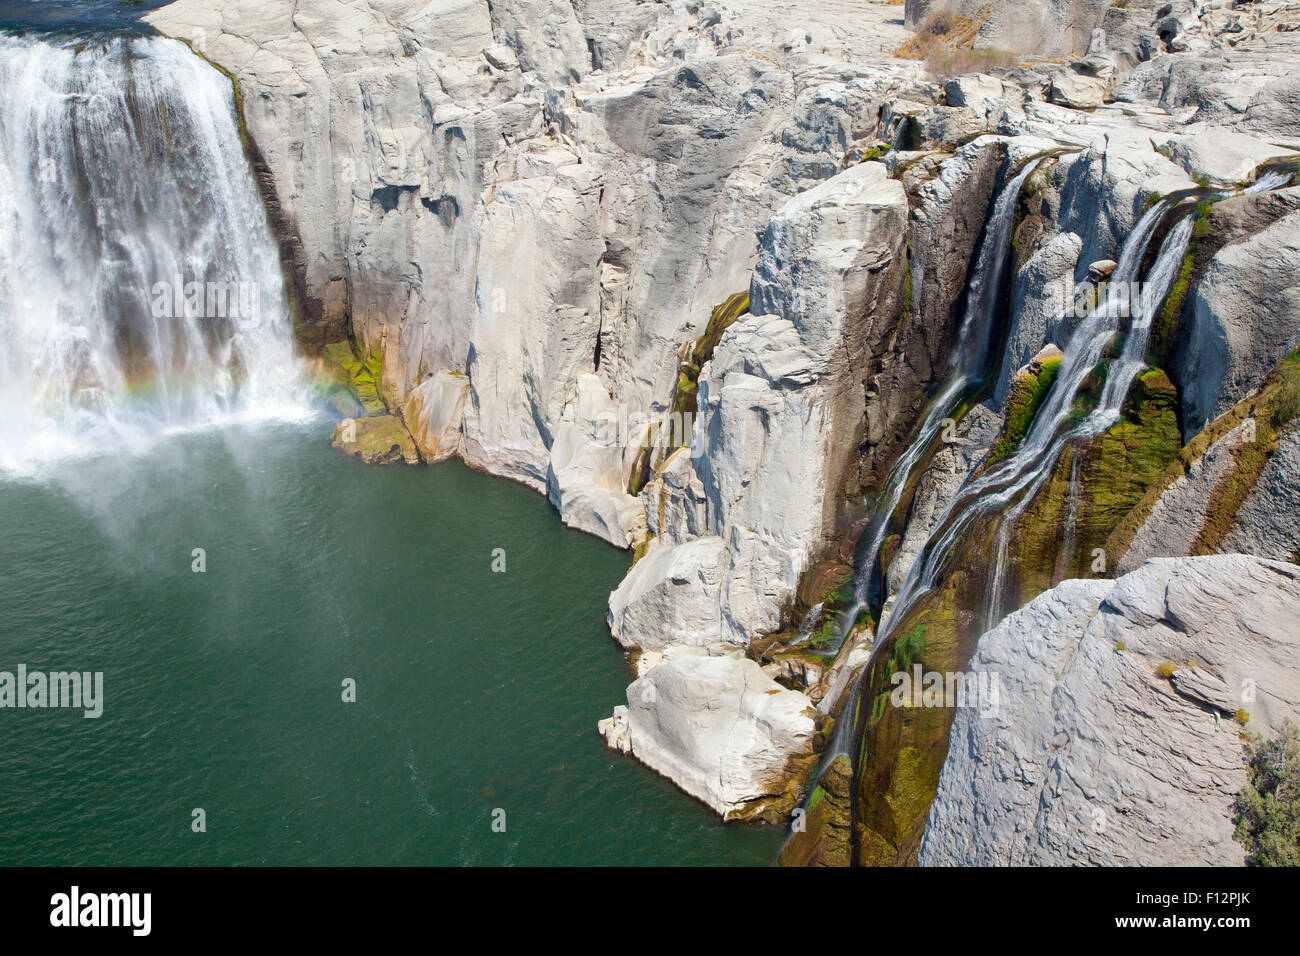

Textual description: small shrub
[1270,350,1300,429]
[1115,640,1126,651]
[919,11,955,36]
[1157,660,1177,679]
[1193,170,1212,189]
[1232,719,1300,865]
[1235,709,1251,725]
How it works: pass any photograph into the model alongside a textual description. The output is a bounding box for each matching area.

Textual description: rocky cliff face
[919,556,1300,866]
[146,0,1300,861]
[147,0,919,551]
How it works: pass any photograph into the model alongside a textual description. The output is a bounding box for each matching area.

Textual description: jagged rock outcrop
[996,231,1081,405]
[608,162,909,654]
[904,0,1112,58]
[920,555,1300,866]
[600,160,908,811]
[147,0,920,554]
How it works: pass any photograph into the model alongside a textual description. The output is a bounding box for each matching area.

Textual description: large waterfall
[0,33,306,473]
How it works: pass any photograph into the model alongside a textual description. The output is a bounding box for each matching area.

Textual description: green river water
[0,422,783,865]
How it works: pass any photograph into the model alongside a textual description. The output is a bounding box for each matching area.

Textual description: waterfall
[1057,444,1083,573]
[0,34,307,474]
[817,157,1046,672]
[984,505,1018,631]
[795,602,825,642]
[881,204,1194,643]
[810,189,1213,799]
[800,155,1048,767]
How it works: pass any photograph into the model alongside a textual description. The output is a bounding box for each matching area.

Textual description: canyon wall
[147,0,1300,861]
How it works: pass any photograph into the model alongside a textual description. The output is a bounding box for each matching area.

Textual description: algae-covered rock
[1111,350,1300,568]
[986,345,1063,464]
[322,341,386,417]
[776,754,853,867]
[330,415,420,466]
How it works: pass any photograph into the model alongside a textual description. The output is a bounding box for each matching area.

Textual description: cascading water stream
[881,205,1194,649]
[796,602,825,641]
[815,157,1046,680]
[0,33,307,474]
[812,174,1265,792]
[801,155,1051,779]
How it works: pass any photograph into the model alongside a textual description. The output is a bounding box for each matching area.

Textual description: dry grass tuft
[892,7,1019,80]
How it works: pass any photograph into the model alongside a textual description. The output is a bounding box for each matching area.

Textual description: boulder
[1049,69,1108,109]
[402,371,469,463]
[942,73,1014,110]
[606,537,728,651]
[1165,129,1296,187]
[600,653,817,819]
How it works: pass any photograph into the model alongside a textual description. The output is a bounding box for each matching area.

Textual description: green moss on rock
[322,341,387,417]
[330,414,420,466]
[986,351,1062,465]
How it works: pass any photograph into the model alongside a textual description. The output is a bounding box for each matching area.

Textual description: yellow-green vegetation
[630,532,655,567]
[986,354,1062,464]
[1108,349,1300,563]
[1151,200,1214,363]
[1192,350,1300,553]
[322,341,386,417]
[330,414,419,466]
[1235,709,1252,725]
[675,291,749,418]
[894,9,1017,80]
[871,624,927,721]
[1011,368,1181,598]
[861,144,892,162]
[628,291,748,494]
[1233,720,1300,865]
[1116,640,1126,651]
[1157,661,1177,679]
[852,559,979,866]
[1081,369,1182,525]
